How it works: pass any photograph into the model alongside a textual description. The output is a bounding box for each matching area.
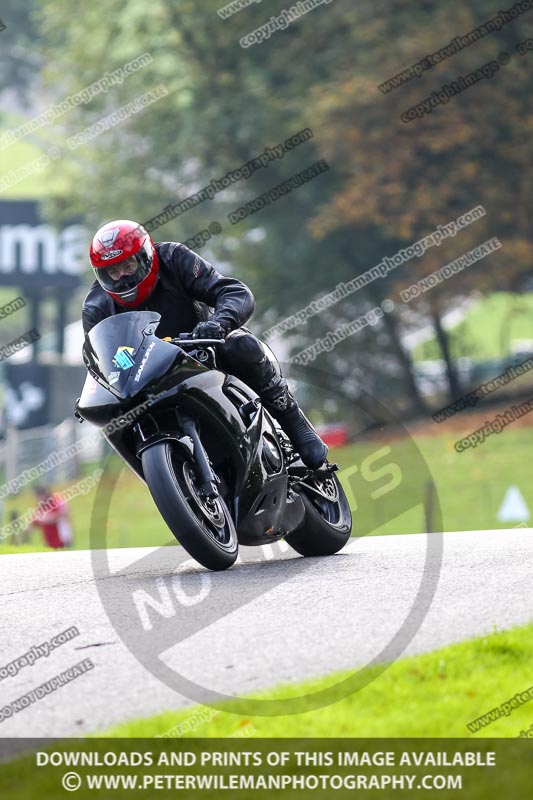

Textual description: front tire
[142,441,238,571]
[285,469,352,556]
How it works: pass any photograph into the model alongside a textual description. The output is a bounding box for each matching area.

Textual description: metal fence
[0,418,106,489]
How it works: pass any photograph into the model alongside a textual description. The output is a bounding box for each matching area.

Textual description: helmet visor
[94,241,153,299]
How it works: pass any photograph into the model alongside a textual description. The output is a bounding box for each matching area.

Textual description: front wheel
[142,441,238,571]
[285,469,352,556]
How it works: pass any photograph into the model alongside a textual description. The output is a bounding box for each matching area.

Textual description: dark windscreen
[84,311,162,382]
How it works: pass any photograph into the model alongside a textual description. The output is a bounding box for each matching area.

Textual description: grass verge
[98,623,533,739]
[2,409,533,550]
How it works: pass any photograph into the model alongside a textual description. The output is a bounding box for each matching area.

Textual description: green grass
[2,459,172,552]
[1,626,532,799]
[3,416,533,552]
[398,424,533,534]
[320,421,533,536]
[0,544,53,554]
[414,292,533,361]
[98,622,533,738]
[0,108,76,200]
[0,132,54,199]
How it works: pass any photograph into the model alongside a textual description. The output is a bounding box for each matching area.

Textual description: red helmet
[89,219,159,307]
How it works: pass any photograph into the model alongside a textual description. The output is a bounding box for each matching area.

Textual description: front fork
[134,410,220,500]
[180,413,221,499]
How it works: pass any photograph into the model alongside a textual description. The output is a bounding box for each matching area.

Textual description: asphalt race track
[0,528,532,742]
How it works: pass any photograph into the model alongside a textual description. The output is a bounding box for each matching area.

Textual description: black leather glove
[191,320,228,339]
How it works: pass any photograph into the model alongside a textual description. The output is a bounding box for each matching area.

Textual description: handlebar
[170,333,226,346]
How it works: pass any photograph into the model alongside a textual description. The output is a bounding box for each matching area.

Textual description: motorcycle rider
[82,219,328,470]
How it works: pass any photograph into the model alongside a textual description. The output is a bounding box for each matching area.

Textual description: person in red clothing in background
[29,485,73,549]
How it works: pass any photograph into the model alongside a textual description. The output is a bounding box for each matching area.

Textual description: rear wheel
[142,441,238,571]
[285,469,352,556]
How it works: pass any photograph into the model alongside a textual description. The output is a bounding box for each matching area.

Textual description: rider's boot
[258,376,328,470]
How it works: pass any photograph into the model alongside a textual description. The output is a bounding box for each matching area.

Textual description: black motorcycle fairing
[82,310,180,399]
[104,372,304,541]
[77,311,306,545]
[228,405,305,542]
[78,372,122,425]
[98,369,258,486]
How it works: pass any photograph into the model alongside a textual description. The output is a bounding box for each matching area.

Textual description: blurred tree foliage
[0,0,41,106]
[21,0,533,416]
[310,1,533,399]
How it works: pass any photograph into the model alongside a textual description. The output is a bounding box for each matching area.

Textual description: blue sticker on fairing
[112,346,135,370]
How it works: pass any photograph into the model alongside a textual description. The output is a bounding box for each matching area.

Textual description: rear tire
[285,470,352,556]
[142,441,238,571]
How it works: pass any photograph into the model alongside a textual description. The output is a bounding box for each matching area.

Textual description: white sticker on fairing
[134,341,156,382]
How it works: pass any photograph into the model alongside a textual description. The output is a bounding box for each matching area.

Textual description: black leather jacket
[82,242,255,339]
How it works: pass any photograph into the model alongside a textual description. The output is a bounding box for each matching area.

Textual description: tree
[32,0,529,415]
[309,1,533,400]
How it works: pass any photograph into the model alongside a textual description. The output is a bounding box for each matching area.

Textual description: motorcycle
[76,310,352,571]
